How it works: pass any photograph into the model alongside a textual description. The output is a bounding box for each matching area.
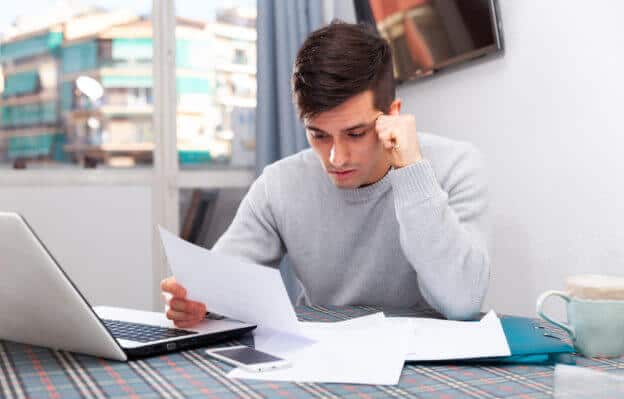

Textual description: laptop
[0,212,256,361]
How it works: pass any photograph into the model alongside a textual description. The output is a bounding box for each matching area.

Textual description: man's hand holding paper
[160,276,207,328]
[158,226,301,335]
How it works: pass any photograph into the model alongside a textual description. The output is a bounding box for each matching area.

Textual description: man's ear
[388,98,402,115]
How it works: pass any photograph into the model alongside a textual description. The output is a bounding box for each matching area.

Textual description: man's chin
[329,175,360,189]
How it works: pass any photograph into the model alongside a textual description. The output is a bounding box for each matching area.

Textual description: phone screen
[213,347,283,365]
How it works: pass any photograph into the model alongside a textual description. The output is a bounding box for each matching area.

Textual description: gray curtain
[256,0,323,303]
[256,0,323,175]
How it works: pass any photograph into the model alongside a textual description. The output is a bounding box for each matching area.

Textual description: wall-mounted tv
[353,0,504,84]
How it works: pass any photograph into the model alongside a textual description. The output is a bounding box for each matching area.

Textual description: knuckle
[176,285,187,298]
[191,303,203,315]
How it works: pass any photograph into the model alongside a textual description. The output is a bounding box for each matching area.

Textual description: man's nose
[329,141,349,167]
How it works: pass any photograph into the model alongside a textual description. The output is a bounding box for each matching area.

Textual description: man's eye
[311,133,329,140]
[348,132,366,138]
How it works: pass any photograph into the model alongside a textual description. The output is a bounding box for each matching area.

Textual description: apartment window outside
[176,1,256,170]
[1,1,257,171]
[0,1,160,169]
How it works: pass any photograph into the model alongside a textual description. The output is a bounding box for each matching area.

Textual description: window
[0,1,153,169]
[176,1,257,169]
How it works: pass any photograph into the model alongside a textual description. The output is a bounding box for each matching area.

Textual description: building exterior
[0,6,256,168]
[206,7,257,167]
[0,24,65,165]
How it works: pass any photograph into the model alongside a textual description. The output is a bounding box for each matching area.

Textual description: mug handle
[536,290,575,338]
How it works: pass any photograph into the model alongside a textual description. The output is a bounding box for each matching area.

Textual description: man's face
[304,90,394,189]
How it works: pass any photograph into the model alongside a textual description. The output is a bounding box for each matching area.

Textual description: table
[1,306,622,399]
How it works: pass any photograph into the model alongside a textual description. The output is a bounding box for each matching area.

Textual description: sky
[0,0,256,36]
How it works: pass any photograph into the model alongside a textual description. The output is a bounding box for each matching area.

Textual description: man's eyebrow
[304,125,327,134]
[305,122,372,134]
[343,122,370,132]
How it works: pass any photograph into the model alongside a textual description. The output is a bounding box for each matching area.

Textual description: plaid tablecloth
[1,306,622,399]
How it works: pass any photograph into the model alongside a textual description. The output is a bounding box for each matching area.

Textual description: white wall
[334,0,624,318]
[0,186,154,310]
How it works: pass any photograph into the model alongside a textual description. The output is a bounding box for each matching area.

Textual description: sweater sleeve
[212,172,285,269]
[389,146,490,320]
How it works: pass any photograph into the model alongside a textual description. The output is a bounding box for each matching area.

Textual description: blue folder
[501,315,573,354]
[494,315,575,364]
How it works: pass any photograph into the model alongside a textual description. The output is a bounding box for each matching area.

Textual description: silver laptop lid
[0,212,127,361]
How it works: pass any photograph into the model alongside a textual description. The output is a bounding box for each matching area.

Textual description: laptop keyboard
[102,319,198,343]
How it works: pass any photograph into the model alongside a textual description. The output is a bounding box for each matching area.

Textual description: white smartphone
[205,345,291,372]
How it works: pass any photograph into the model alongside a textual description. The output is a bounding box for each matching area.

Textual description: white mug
[536,275,624,358]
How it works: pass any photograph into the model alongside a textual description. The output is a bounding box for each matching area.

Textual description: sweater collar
[332,167,393,202]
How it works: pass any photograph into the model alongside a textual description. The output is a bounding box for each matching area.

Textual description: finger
[160,277,187,298]
[166,309,203,322]
[161,292,169,304]
[376,114,391,125]
[173,319,202,329]
[377,129,397,149]
[376,118,398,132]
[190,301,207,316]
[376,128,393,142]
[160,276,175,289]
[169,298,187,312]
[170,298,206,315]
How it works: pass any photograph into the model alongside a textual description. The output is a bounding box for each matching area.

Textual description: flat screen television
[353,0,504,84]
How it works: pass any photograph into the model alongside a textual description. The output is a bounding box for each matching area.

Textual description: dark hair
[292,20,395,120]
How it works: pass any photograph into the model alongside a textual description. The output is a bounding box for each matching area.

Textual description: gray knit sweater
[213,132,490,320]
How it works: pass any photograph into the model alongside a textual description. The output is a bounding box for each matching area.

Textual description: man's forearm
[390,159,490,320]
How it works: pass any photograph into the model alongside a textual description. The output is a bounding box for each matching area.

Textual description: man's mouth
[329,169,356,178]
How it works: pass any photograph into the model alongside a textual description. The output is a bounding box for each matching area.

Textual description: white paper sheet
[229,313,410,385]
[252,312,386,354]
[158,227,300,334]
[396,310,511,361]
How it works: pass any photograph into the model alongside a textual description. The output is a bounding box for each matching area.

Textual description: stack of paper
[159,227,512,385]
[231,312,410,385]
[389,311,511,361]
[159,227,411,385]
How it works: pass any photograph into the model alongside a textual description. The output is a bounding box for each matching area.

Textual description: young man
[161,21,490,327]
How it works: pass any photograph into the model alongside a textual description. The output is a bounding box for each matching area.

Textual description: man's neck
[358,165,392,188]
